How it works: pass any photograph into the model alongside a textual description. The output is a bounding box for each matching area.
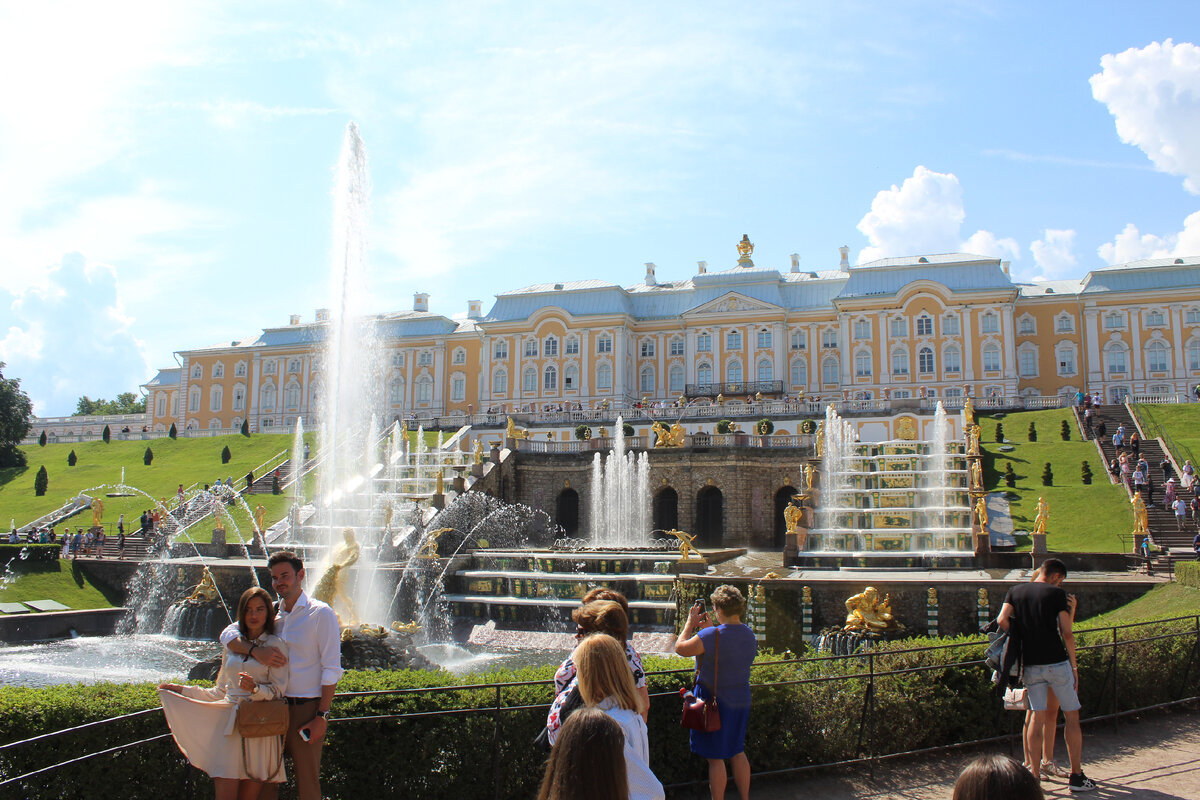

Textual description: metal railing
[3,615,1196,798]
[1132,402,1197,475]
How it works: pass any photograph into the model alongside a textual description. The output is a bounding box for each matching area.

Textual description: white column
[1172,307,1186,379]
[480,337,492,407]
[580,331,590,397]
[878,310,890,388]
[685,328,696,384]
[1130,310,1143,381]
[773,322,785,387]
[839,313,852,385]
[614,328,627,399]
[808,323,819,389]
[249,356,260,430]
[1084,308,1101,385]
[962,308,975,385]
[658,332,666,397]
[1001,306,1017,383]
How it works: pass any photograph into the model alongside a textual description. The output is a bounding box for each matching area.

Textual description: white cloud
[1098,211,1200,264]
[0,255,150,416]
[856,166,1016,264]
[1028,229,1078,280]
[1090,39,1200,193]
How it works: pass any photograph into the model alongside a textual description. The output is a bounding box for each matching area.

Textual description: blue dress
[689,623,757,759]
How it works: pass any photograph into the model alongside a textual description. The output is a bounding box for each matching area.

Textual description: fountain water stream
[588,416,651,547]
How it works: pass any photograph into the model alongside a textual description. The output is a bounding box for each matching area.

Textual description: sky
[2,1,1199,415]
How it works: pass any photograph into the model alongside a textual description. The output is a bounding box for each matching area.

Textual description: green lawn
[977,408,1130,552]
[1076,582,1200,629]
[1132,402,1200,467]
[0,560,121,610]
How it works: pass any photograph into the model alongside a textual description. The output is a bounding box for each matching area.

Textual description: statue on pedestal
[1131,492,1149,536]
[311,528,362,626]
[668,529,705,562]
[91,497,104,527]
[784,498,803,535]
[254,503,267,533]
[843,587,901,632]
[1033,497,1049,537]
[974,495,989,530]
[186,567,221,603]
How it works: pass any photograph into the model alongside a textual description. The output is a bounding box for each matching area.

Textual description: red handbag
[680,627,721,732]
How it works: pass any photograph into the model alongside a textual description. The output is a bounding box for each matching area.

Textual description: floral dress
[545,641,645,745]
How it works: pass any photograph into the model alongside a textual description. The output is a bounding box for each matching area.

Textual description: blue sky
[2,1,1199,415]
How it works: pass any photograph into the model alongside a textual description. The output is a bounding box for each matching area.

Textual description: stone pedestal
[1031,532,1047,555]
[490,446,501,463]
[452,475,466,493]
[471,462,484,478]
[211,528,226,547]
[431,493,445,511]
[974,531,991,556]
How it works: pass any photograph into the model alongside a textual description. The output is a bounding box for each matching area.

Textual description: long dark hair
[536,707,628,800]
[952,754,1044,800]
[236,587,277,638]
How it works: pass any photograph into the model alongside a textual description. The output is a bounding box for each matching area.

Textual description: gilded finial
[736,234,755,266]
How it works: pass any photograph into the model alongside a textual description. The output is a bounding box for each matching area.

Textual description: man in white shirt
[222,551,343,800]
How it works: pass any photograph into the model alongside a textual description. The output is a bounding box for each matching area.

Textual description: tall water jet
[588,417,651,548]
[290,417,306,502]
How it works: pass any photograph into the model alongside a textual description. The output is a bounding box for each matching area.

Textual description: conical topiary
[1042,462,1053,486]
[1081,460,1092,485]
[38,430,47,446]
[68,449,77,467]
[1060,419,1071,441]
[221,445,232,464]
[34,465,48,496]
[995,423,1005,443]
[1028,422,1037,442]
[169,423,178,440]
[144,447,154,466]
[102,425,111,443]
[1004,462,1016,488]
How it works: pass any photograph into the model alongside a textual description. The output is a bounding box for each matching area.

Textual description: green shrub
[1178,561,1200,588]
[38,430,47,447]
[994,422,1004,442]
[574,424,592,441]
[220,445,232,464]
[168,423,177,440]
[1042,462,1053,486]
[622,422,634,437]
[0,542,60,562]
[716,418,733,434]
[1028,422,1037,442]
[1060,419,1071,441]
[240,419,250,437]
[143,447,153,466]
[34,465,48,496]
[756,418,774,435]
[1081,460,1092,485]
[1004,462,1016,488]
[67,450,77,467]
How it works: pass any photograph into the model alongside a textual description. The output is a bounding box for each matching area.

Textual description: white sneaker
[1069,772,1098,792]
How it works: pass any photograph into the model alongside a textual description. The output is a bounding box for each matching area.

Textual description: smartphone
[299,727,311,742]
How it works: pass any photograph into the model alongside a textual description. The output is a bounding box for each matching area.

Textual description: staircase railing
[1131,402,1197,472]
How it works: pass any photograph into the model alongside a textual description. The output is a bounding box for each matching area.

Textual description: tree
[0,362,33,468]
[240,419,250,437]
[574,424,592,441]
[74,392,146,416]
[1081,460,1093,485]
[1042,462,1053,486]
[1060,419,1071,441]
[144,447,154,466]
[102,425,111,443]
[38,430,47,446]
[994,423,1005,443]
[221,445,232,464]
[169,423,178,440]
[756,418,775,435]
[34,465,48,496]
[1028,422,1038,442]
[68,449,78,466]
[716,419,733,434]
[1004,462,1016,487]
[622,422,635,437]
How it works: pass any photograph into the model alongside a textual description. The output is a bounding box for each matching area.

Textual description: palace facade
[142,243,1200,433]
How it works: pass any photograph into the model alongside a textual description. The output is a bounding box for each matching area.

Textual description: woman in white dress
[159,587,289,800]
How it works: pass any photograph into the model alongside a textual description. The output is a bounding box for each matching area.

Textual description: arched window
[639,366,655,394]
[451,375,466,402]
[259,384,276,411]
[213,362,225,378]
[790,358,806,386]
[1146,310,1165,327]
[943,315,960,336]
[944,346,962,373]
[668,364,684,393]
[696,332,712,352]
[756,329,772,349]
[263,361,276,375]
[209,385,223,412]
[389,378,405,405]
[669,337,685,356]
[492,369,508,395]
[565,364,579,390]
[918,347,935,374]
[1105,344,1128,376]
[565,336,580,355]
[822,356,839,385]
[889,317,907,338]
[284,382,301,409]
[191,364,202,380]
[697,363,713,385]
[639,338,655,358]
[854,350,872,378]
[452,347,466,365]
[1057,346,1076,376]
[232,385,245,412]
[1018,316,1035,335]
[726,360,743,383]
[1146,340,1169,372]
[982,344,1002,372]
[891,349,909,376]
[1187,308,1200,325]
[1189,340,1200,371]
[853,319,871,340]
[757,359,773,383]
[522,367,537,392]
[544,365,558,391]
[980,312,999,333]
[596,363,613,390]
[790,330,806,350]
[188,387,200,413]
[415,375,433,404]
[288,358,300,373]
[234,361,247,377]
[493,340,508,360]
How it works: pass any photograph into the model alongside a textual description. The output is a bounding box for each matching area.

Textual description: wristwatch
[314,710,331,720]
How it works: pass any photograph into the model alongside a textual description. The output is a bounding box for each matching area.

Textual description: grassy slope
[1076,582,1200,629]
[977,408,1130,552]
[0,560,120,609]
[1133,402,1200,467]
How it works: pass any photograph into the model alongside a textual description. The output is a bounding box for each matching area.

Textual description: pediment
[684,292,781,317]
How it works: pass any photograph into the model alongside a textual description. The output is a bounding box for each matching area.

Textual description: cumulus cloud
[856,166,1016,264]
[0,254,150,415]
[1090,39,1200,194]
[1029,229,1078,280]
[1097,211,1200,264]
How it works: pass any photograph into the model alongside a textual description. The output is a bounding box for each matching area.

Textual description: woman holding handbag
[159,587,289,799]
[675,585,757,800]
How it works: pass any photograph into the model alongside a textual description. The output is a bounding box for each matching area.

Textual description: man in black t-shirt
[998,559,1097,792]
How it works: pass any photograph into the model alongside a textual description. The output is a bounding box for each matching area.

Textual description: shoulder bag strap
[712,626,719,701]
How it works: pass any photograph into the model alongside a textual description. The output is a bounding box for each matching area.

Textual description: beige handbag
[235,667,287,782]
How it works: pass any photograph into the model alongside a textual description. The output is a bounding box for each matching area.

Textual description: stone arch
[653,486,679,532]
[695,486,724,547]
[773,486,796,549]
[555,488,580,536]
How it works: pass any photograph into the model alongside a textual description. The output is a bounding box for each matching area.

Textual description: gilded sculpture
[1131,492,1149,536]
[391,620,422,635]
[505,416,530,441]
[668,529,705,562]
[969,459,983,490]
[185,567,222,603]
[963,396,975,425]
[254,503,267,533]
[977,587,989,608]
[311,528,362,626]
[736,234,754,264]
[927,587,938,606]
[973,495,989,530]
[783,498,804,535]
[90,497,104,527]
[473,438,483,464]
[815,420,825,457]
[804,463,816,491]
[417,527,453,560]
[967,424,980,456]
[653,422,686,448]
[1033,497,1049,537]
[843,586,902,632]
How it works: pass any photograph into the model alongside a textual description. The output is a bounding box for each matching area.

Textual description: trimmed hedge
[1,622,1198,799]
[0,543,60,563]
[1178,561,1200,589]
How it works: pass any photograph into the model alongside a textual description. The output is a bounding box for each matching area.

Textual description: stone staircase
[246,459,299,494]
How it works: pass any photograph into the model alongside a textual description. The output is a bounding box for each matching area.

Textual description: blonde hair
[574,634,644,714]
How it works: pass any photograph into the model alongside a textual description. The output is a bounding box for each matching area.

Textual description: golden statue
[843,587,901,632]
[736,233,754,263]
[716,393,725,405]
[391,620,421,635]
[311,528,362,626]
[974,495,989,530]
[977,587,989,608]
[970,459,983,490]
[668,529,705,562]
[802,585,812,604]
[473,438,483,464]
[417,527,453,560]
[254,503,267,533]
[967,424,980,456]
[804,463,816,491]
[90,497,104,527]
[185,567,221,603]
[212,505,226,533]
[927,587,938,606]
[435,471,444,495]
[784,498,803,535]
[1131,492,1149,536]
[963,396,975,425]
[1033,497,1049,537]
[505,416,530,441]
[815,420,825,457]
[653,422,686,448]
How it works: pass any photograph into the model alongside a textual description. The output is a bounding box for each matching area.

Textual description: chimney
[413,292,430,312]
[839,246,850,271]
[790,253,800,273]
[1001,260,1011,276]
[644,262,657,286]
[467,300,482,318]
[289,314,300,326]
[697,260,707,274]
[315,308,330,322]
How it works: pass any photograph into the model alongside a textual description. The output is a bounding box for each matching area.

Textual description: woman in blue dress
[675,584,757,800]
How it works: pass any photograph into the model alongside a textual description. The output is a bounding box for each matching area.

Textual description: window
[669,337,684,356]
[855,351,872,378]
[524,339,538,358]
[259,418,272,429]
[756,329,772,349]
[918,347,935,374]
[452,348,466,365]
[892,389,911,399]
[639,367,655,394]
[209,418,221,430]
[1056,315,1074,333]
[597,335,612,354]
[263,361,276,375]
[697,333,712,352]
[259,384,276,411]
[757,359,773,382]
[1146,310,1165,327]
[726,331,742,351]
[565,365,579,390]
[171,395,178,416]
[235,362,247,377]
[493,340,508,360]
[916,316,933,336]
[822,356,839,385]
[544,336,559,357]
[213,362,225,379]
[1189,340,1200,370]
[523,367,537,392]
[288,359,300,373]
[1106,347,1128,376]
[188,388,200,412]
[697,363,713,384]
[943,315,960,336]
[1187,308,1200,325]
[822,328,838,349]
[944,346,962,373]
[156,394,166,417]
[982,345,1002,372]
[891,349,909,376]
[980,312,999,333]
[492,370,508,395]
[544,365,558,391]
[191,364,202,379]
[565,337,579,355]
[418,351,433,366]
[392,352,406,367]
[640,339,655,358]
[853,319,871,340]
[284,382,301,409]
[726,361,743,383]
[415,376,433,404]
[1104,312,1124,329]
[389,378,405,405]
[1018,317,1035,335]
[451,377,465,402]
[209,386,223,412]
[944,387,963,399]
[668,365,684,393]
[1146,341,1169,372]
[1057,348,1076,376]
[790,330,806,350]
[1018,348,1037,378]
[890,317,907,338]
[597,363,613,389]
[790,359,806,386]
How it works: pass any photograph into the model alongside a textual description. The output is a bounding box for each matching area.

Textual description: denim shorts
[1023,660,1080,712]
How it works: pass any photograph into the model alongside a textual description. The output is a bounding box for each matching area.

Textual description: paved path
[693,709,1200,799]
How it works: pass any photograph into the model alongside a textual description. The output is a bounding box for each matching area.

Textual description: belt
[285,696,320,704]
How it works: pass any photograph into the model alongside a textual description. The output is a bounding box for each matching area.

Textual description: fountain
[588,416,651,548]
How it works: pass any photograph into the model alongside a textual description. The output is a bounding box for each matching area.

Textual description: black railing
[684,380,785,398]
